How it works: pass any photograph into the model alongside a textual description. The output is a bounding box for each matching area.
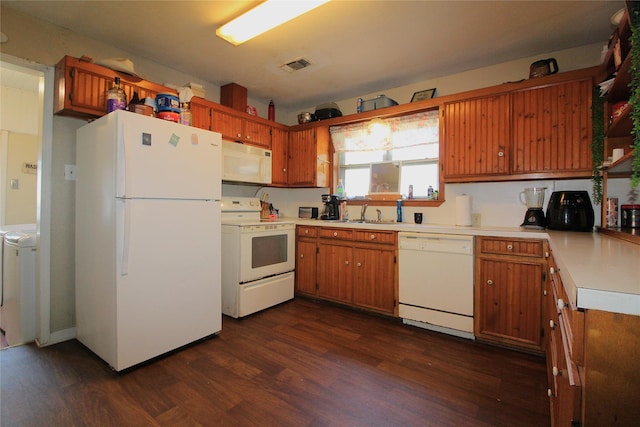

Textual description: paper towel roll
[455,195,472,226]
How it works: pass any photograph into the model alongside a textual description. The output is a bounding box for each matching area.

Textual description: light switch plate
[64,164,76,181]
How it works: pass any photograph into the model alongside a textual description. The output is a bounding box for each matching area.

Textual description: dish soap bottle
[397,199,403,223]
[106,77,127,113]
[336,179,345,199]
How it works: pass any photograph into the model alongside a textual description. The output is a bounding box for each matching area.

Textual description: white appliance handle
[120,198,131,276]
[116,122,127,197]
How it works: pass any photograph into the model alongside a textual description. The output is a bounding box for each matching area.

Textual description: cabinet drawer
[549,260,584,366]
[318,228,354,240]
[296,226,318,238]
[354,230,396,245]
[478,237,543,258]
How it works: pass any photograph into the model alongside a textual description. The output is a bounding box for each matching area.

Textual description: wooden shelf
[601,149,635,174]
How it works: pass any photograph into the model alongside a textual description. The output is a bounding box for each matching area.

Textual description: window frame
[330,108,445,207]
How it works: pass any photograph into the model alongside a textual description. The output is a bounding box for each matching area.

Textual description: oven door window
[252,234,288,268]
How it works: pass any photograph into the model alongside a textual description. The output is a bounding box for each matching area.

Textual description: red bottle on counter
[268,100,275,121]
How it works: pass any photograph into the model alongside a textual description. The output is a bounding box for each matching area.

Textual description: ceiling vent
[281,57,311,73]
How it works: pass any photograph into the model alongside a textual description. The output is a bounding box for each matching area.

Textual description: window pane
[400,163,439,198]
[344,168,370,197]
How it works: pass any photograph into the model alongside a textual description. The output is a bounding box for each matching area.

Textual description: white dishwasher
[398,232,474,339]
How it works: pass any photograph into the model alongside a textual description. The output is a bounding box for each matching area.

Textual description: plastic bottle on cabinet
[268,100,275,121]
[180,103,191,126]
[106,77,127,113]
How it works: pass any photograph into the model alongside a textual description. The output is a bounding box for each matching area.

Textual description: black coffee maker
[321,194,340,220]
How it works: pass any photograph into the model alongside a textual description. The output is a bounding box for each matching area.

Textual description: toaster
[546,191,594,231]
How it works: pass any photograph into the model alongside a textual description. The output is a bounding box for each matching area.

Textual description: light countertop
[293,219,640,316]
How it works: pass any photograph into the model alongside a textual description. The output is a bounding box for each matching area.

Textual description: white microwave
[221,141,272,184]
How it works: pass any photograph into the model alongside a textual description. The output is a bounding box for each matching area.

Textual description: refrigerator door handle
[120,198,131,276]
[116,122,127,197]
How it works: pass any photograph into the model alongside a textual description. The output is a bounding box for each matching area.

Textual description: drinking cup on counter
[414,212,423,224]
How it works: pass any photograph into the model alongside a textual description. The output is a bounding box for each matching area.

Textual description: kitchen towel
[455,195,472,226]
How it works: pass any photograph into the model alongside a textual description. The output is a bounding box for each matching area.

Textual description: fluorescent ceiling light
[217,0,330,46]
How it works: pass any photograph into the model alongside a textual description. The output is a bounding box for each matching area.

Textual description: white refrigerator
[75,110,222,371]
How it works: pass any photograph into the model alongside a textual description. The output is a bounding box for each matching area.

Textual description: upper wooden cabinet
[512,78,593,177]
[270,127,289,186]
[442,68,597,182]
[190,97,272,149]
[442,94,510,179]
[54,55,175,119]
[287,126,330,187]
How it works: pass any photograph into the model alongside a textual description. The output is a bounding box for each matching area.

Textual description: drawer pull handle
[552,366,561,377]
[305,229,309,234]
[557,298,567,310]
[545,251,550,258]
[357,262,362,267]
[333,232,338,237]
[345,260,349,265]
[498,151,504,157]
[547,388,553,398]
[370,234,376,240]
[487,279,494,285]
[549,267,555,275]
[549,320,555,329]
[507,244,513,250]
[300,253,304,259]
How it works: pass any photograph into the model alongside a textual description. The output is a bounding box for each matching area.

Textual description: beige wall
[0,4,612,336]
[4,132,38,224]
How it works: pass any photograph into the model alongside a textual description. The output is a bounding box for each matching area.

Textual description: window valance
[330,110,439,152]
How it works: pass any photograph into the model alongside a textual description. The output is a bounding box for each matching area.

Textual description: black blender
[520,187,547,228]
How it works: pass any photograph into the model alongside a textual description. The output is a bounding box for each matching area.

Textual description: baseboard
[36,327,76,347]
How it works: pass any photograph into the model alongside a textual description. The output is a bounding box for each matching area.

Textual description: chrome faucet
[376,209,382,222]
[360,204,368,221]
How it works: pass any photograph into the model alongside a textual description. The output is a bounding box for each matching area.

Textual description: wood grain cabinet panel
[298,226,397,316]
[288,127,330,187]
[190,97,212,130]
[442,94,510,179]
[512,79,593,176]
[54,55,174,119]
[475,236,547,352]
[295,239,317,296]
[270,127,289,186]
[317,242,353,303]
[476,258,543,347]
[352,247,395,313]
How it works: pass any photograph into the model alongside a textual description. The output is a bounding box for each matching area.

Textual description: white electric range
[220,197,295,318]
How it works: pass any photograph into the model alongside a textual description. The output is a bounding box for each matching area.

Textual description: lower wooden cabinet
[545,253,640,427]
[475,237,547,352]
[296,225,397,315]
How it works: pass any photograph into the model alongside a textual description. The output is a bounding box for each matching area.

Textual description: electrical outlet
[64,164,76,181]
[472,213,481,227]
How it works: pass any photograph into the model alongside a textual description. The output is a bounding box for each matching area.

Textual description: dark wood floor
[1,298,550,426]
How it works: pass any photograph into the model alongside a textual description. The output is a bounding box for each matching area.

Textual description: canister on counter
[621,204,640,228]
[606,198,619,228]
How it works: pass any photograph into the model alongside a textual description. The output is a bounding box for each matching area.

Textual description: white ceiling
[2,1,623,110]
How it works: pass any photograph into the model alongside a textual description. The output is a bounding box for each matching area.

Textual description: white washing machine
[0,224,36,319]
[1,230,37,346]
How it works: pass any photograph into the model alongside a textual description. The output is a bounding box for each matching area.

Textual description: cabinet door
[271,127,289,186]
[288,128,318,186]
[476,258,543,348]
[66,65,111,116]
[512,79,593,176]
[190,99,211,131]
[244,120,272,149]
[443,94,510,179]
[352,247,395,314]
[317,242,352,303]
[295,239,317,296]
[211,109,243,141]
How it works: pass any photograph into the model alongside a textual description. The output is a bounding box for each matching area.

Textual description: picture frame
[411,88,436,102]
